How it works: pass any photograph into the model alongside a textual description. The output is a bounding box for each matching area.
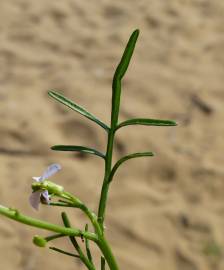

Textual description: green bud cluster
[32,180,64,196]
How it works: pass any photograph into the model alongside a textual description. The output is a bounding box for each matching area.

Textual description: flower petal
[41,164,61,181]
[41,190,50,204]
[32,176,42,182]
[29,191,41,210]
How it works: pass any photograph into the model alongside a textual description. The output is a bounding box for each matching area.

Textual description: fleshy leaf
[108,152,154,183]
[116,118,177,130]
[51,145,105,159]
[111,29,139,128]
[48,91,109,132]
[113,29,139,80]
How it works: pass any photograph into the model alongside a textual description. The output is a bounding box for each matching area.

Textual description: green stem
[97,30,139,231]
[101,257,106,270]
[60,194,119,270]
[45,233,65,242]
[97,36,123,228]
[60,196,119,270]
[62,212,96,270]
[63,193,103,236]
[0,205,97,242]
[85,224,93,263]
[50,202,73,207]
[97,129,115,228]
[97,74,121,227]
[97,236,119,270]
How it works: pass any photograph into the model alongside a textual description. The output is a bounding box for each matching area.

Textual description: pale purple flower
[29,164,61,210]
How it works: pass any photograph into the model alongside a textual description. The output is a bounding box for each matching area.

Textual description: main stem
[97,236,119,270]
[97,73,122,229]
[97,129,115,229]
[65,192,119,270]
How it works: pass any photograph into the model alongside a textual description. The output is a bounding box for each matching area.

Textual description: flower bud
[31,182,42,192]
[33,235,47,247]
[42,180,64,196]
[31,181,64,196]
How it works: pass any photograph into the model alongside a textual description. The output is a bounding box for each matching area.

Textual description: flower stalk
[0,205,97,242]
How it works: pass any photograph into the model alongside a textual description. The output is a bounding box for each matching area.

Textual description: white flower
[29,164,61,210]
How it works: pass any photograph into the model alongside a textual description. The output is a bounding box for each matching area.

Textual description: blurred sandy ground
[1,0,224,269]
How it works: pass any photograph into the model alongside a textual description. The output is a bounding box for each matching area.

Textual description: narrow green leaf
[48,91,109,132]
[49,246,80,258]
[114,29,139,80]
[116,118,177,130]
[51,145,105,159]
[61,212,80,251]
[101,257,106,270]
[85,224,93,263]
[50,202,73,208]
[108,152,154,183]
[111,29,140,128]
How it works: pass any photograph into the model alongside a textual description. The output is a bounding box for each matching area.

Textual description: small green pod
[31,181,64,196]
[33,235,47,247]
[31,182,42,192]
[42,180,64,196]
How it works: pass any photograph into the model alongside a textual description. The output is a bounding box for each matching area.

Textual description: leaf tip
[171,121,178,126]
[133,29,140,36]
[48,90,59,100]
[51,145,57,150]
[148,152,155,157]
[48,90,54,96]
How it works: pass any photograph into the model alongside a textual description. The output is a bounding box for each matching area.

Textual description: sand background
[1,0,224,269]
